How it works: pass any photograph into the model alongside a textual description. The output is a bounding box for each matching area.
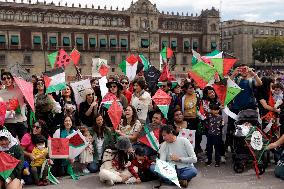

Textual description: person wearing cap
[79,88,98,128]
[106,77,128,109]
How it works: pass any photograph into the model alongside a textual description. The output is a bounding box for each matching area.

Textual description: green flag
[211,58,224,78]
[139,54,150,71]
[47,51,58,69]
[225,78,242,106]
[192,61,216,82]
[157,105,169,119]
[206,49,221,57]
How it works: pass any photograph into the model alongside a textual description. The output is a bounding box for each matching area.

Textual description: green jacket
[3,145,24,180]
[89,127,115,163]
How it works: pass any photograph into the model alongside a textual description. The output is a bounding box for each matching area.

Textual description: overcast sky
[9,0,284,22]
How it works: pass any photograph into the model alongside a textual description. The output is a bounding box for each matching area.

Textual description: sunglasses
[121,82,129,84]
[110,85,117,88]
[87,93,94,96]
[2,76,11,81]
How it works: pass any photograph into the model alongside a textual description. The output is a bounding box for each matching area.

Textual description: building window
[100,39,107,48]
[0,35,6,45]
[121,55,126,61]
[141,39,149,48]
[192,41,198,50]
[89,38,96,47]
[11,35,19,45]
[182,56,188,65]
[184,41,190,51]
[110,39,117,48]
[23,54,32,64]
[183,67,186,71]
[33,36,41,45]
[120,39,127,48]
[280,31,283,36]
[63,37,70,46]
[210,24,217,32]
[171,40,177,50]
[265,30,269,35]
[228,42,231,51]
[110,56,116,64]
[49,36,57,47]
[76,37,83,47]
[112,68,115,72]
[271,29,275,35]
[0,54,6,65]
[211,42,217,51]
[162,40,168,48]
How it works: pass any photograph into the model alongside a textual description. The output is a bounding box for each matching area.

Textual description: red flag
[0,102,6,126]
[107,100,122,130]
[56,49,71,68]
[159,64,176,82]
[152,89,172,105]
[43,75,52,88]
[48,138,69,159]
[212,84,227,105]
[188,71,208,89]
[223,59,237,76]
[126,54,139,66]
[98,64,109,77]
[13,77,35,112]
[70,48,80,66]
[0,152,20,180]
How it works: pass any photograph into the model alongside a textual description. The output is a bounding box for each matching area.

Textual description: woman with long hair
[116,105,142,143]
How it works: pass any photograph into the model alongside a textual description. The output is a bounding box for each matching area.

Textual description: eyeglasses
[121,82,129,85]
[110,85,117,88]
[2,76,11,81]
[87,93,94,96]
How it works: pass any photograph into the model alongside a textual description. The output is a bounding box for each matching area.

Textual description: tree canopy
[252,37,284,63]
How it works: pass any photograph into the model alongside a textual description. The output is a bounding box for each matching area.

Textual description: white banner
[92,58,107,78]
[70,79,92,105]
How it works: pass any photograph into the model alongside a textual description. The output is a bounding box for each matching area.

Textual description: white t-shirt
[131,91,151,122]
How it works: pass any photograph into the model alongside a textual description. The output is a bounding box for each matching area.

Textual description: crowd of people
[0,64,284,189]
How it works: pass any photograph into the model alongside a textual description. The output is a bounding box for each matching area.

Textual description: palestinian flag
[69,48,81,66]
[101,92,118,109]
[157,105,169,119]
[44,68,66,94]
[47,51,58,69]
[192,49,222,66]
[211,58,237,78]
[139,126,159,151]
[160,47,173,70]
[0,152,20,180]
[138,54,150,71]
[188,71,208,89]
[119,54,138,81]
[191,61,216,82]
[158,63,177,89]
[67,130,88,159]
[225,78,242,106]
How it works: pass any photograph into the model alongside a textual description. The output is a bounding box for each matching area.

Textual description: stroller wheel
[258,164,265,175]
[233,163,244,173]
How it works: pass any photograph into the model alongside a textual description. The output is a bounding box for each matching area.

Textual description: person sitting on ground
[158,125,197,188]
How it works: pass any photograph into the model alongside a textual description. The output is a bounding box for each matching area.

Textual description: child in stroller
[233,109,267,175]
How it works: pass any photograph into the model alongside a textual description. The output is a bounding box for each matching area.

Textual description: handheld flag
[0,152,20,181]
[101,92,118,109]
[47,51,58,69]
[44,68,66,94]
[119,54,138,81]
[160,47,173,70]
[139,126,159,151]
[154,159,180,188]
[70,48,81,66]
[138,54,150,71]
[56,49,71,68]
[108,100,123,130]
[188,71,208,89]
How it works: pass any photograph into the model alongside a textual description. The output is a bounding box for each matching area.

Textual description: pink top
[20,133,35,153]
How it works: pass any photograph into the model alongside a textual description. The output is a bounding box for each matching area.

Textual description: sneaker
[179,180,188,188]
[37,181,44,186]
[215,163,220,167]
[83,168,90,174]
[206,160,212,166]
[221,156,226,163]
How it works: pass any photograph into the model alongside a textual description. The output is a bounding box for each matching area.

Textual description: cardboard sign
[70,79,92,105]
[48,138,69,159]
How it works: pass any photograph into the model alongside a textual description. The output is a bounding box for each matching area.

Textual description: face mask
[37,144,45,150]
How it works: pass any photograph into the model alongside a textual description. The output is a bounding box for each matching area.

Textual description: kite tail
[67,163,79,180]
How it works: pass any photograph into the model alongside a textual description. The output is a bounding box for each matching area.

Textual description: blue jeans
[87,162,99,173]
[150,164,197,184]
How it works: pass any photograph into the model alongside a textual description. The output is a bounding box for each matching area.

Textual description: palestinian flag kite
[92,58,108,78]
[152,89,172,119]
[48,137,69,159]
[211,58,238,78]
[0,152,20,181]
[191,61,216,82]
[119,54,138,81]
[0,102,6,126]
[108,100,123,130]
[188,71,208,89]
[192,49,223,66]
[139,126,159,151]
[47,51,58,69]
[98,64,110,77]
[67,130,88,159]
[101,92,118,109]
[44,68,66,94]
[138,54,150,71]
[158,63,177,89]
[69,48,81,66]
[154,159,180,188]
[13,77,35,112]
[56,49,71,68]
[160,47,173,70]
[223,58,238,76]
[225,78,242,106]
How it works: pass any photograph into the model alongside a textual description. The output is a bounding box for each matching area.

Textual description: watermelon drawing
[69,133,84,148]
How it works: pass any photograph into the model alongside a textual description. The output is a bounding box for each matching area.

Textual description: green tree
[252,37,284,69]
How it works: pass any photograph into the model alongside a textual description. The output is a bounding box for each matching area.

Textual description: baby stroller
[232,109,267,176]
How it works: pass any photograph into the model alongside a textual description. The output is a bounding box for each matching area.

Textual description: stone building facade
[222,20,284,68]
[0,0,220,78]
